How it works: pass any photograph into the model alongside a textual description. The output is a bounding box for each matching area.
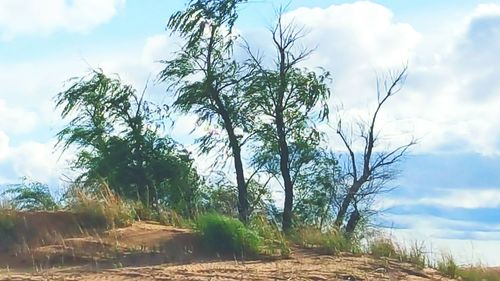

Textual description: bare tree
[334,66,415,233]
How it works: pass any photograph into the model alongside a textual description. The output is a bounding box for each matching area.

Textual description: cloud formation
[0,0,124,39]
[279,2,500,156]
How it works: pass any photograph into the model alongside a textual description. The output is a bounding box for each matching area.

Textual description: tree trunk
[216,98,249,224]
[276,113,293,232]
[345,208,360,235]
[230,134,249,224]
[334,181,362,227]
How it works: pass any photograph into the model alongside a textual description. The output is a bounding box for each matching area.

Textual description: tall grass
[250,214,290,257]
[66,183,134,229]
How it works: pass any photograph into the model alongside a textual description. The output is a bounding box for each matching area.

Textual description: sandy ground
[0,214,455,281]
[0,251,455,280]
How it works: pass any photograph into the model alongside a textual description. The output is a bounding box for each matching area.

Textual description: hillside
[0,211,456,281]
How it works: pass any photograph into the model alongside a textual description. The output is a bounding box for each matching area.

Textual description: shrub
[196,214,261,257]
[291,227,355,255]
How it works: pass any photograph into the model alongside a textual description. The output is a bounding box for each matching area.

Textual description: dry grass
[67,183,135,229]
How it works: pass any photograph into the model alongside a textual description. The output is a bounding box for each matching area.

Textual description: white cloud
[0,0,124,39]
[0,99,38,134]
[8,140,71,184]
[274,2,500,156]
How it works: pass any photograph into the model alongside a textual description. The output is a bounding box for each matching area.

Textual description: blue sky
[0,0,499,265]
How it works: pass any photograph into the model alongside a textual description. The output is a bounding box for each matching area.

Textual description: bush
[196,214,261,257]
[291,227,355,255]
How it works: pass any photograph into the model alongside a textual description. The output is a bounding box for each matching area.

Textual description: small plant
[436,253,459,278]
[196,213,261,257]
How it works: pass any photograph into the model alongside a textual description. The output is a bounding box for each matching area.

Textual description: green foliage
[55,70,202,216]
[293,149,343,228]
[291,227,355,255]
[2,178,59,211]
[196,213,261,257]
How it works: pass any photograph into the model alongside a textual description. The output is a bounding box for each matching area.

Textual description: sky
[0,0,499,265]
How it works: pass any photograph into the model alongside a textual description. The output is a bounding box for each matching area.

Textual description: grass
[290,227,356,255]
[435,253,500,281]
[196,213,261,257]
[369,238,427,268]
[250,214,290,257]
[67,183,134,229]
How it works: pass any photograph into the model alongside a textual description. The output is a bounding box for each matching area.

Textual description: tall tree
[159,0,253,223]
[334,66,415,233]
[246,15,330,231]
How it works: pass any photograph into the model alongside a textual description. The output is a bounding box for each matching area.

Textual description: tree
[55,70,202,216]
[246,15,330,231]
[159,0,253,223]
[334,66,415,234]
[3,178,59,211]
